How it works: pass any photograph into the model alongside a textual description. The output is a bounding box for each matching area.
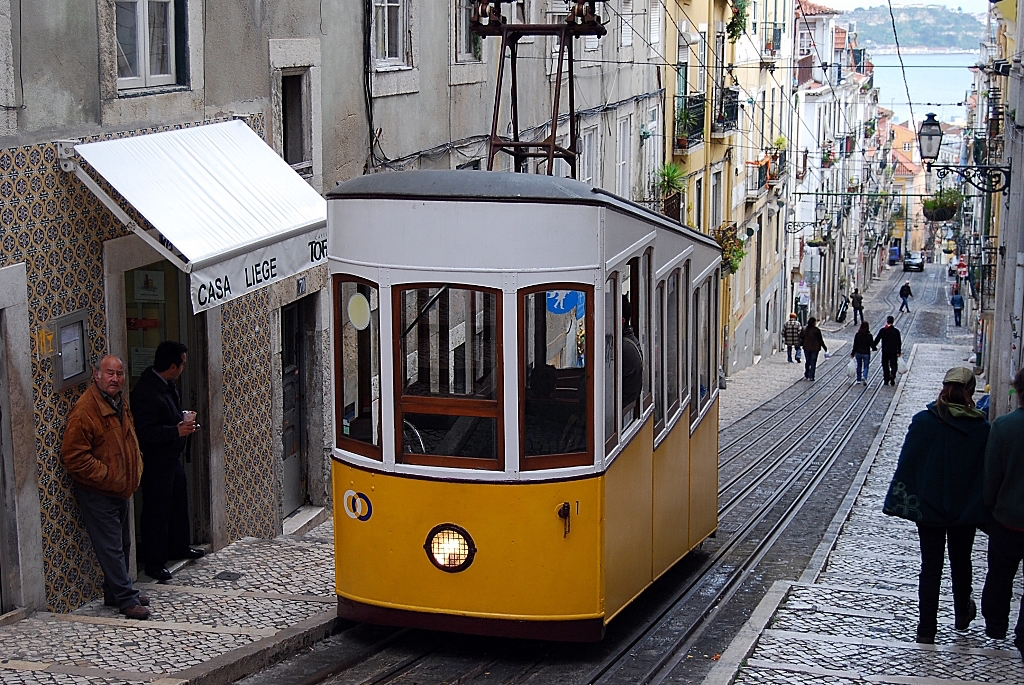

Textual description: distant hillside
[846,5,984,51]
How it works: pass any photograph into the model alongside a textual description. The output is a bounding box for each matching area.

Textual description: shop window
[115,0,182,91]
[604,275,618,453]
[334,276,382,459]
[520,286,592,470]
[395,285,502,469]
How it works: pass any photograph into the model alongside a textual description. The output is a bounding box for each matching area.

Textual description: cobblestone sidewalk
[707,343,1024,685]
[0,520,337,685]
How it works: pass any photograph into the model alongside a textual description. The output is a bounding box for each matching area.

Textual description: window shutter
[621,0,633,47]
[650,0,662,45]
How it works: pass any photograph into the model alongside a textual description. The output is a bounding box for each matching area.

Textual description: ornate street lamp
[784,200,830,234]
[917,112,1011,195]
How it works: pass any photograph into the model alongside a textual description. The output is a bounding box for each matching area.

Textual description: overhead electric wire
[885,0,917,127]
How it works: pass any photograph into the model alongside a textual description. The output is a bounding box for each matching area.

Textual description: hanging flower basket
[805,238,827,248]
[922,205,955,222]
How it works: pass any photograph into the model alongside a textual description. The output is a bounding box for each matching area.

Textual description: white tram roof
[327,171,720,277]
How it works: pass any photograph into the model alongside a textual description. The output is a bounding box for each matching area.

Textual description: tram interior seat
[525,365,587,454]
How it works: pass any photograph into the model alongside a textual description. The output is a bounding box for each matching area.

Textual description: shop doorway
[281,299,309,516]
[125,261,210,548]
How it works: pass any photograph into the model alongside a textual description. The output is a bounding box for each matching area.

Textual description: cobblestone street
[708,341,1024,684]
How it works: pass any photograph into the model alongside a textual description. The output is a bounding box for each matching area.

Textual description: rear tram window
[334,276,382,459]
[604,276,617,452]
[520,286,593,470]
[395,285,502,469]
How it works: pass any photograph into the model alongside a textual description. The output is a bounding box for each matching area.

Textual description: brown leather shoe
[120,603,150,620]
[105,593,149,607]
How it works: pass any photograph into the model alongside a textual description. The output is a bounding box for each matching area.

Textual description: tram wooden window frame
[332,274,383,461]
[517,283,595,471]
[653,281,665,437]
[604,274,618,455]
[392,283,505,471]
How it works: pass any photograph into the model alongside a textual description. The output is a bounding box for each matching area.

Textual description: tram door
[281,300,307,516]
[125,261,210,548]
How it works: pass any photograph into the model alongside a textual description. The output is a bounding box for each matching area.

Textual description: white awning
[72,120,327,313]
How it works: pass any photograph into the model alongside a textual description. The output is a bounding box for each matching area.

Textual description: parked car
[903,252,925,272]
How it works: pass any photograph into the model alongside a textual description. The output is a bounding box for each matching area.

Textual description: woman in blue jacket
[884,367,991,643]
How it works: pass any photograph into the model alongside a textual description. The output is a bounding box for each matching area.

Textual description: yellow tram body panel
[333,402,718,638]
[332,461,605,622]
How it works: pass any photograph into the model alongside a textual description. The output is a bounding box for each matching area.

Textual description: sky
[820,0,990,14]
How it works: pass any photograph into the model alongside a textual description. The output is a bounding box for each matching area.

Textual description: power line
[885,0,917,128]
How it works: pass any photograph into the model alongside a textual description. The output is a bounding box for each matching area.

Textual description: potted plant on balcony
[711,223,746,275]
[821,148,836,168]
[726,0,748,43]
[675,105,700,148]
[922,187,963,222]
[657,162,685,219]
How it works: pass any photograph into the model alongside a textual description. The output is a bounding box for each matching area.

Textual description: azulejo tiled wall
[221,289,276,540]
[1,113,272,612]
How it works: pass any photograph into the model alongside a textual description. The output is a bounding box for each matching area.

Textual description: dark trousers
[916,524,976,632]
[853,307,863,324]
[804,349,820,380]
[74,485,140,610]
[786,344,802,362]
[140,456,191,571]
[982,524,1024,647]
[954,308,963,326]
[882,353,899,383]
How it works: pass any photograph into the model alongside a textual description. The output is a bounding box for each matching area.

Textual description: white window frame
[620,0,634,48]
[649,0,662,46]
[455,0,482,63]
[645,107,660,197]
[373,0,409,68]
[270,39,324,192]
[697,31,707,93]
[115,0,176,91]
[711,170,722,229]
[617,115,632,198]
[580,126,598,184]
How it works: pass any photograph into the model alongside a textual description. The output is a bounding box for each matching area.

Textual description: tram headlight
[424,524,476,573]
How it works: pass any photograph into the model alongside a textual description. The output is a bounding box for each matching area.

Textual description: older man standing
[61,355,148,619]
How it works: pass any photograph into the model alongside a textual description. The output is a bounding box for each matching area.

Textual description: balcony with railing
[673,93,706,152]
[746,161,768,201]
[760,23,784,63]
[768,149,787,185]
[712,86,739,137]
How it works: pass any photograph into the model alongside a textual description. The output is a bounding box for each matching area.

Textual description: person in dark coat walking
[800,317,827,381]
[951,287,965,327]
[883,367,990,644]
[850,289,864,325]
[981,367,1024,657]
[782,312,803,362]
[874,315,903,386]
[851,321,876,384]
[131,341,205,581]
[899,281,913,312]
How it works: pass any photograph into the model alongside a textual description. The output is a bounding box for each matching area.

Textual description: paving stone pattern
[0,523,336,683]
[727,343,1024,685]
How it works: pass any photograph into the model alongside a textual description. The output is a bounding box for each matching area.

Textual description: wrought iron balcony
[673,93,706,151]
[760,23,784,62]
[712,86,739,135]
[746,162,768,200]
[768,149,787,184]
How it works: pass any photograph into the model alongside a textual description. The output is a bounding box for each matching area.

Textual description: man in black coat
[131,340,204,580]
[874,315,903,386]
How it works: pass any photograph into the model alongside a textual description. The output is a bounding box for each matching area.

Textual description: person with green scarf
[883,367,991,644]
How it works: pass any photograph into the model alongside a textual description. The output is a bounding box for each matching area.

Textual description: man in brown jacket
[61,355,148,619]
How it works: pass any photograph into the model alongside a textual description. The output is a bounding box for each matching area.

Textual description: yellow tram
[327,171,722,641]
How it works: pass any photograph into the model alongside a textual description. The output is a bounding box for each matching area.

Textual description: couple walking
[782,314,827,381]
[884,367,1024,656]
[850,317,904,385]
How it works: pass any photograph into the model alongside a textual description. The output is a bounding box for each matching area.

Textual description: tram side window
[654,282,665,432]
[334,276,382,459]
[396,285,502,468]
[697,280,711,412]
[520,286,592,468]
[604,276,618,452]
[690,285,701,424]
[620,257,647,430]
[666,270,680,416]
[680,261,690,403]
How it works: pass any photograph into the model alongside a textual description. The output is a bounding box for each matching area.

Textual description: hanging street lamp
[916,112,1011,195]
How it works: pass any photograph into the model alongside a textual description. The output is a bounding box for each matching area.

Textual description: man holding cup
[131,340,205,581]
